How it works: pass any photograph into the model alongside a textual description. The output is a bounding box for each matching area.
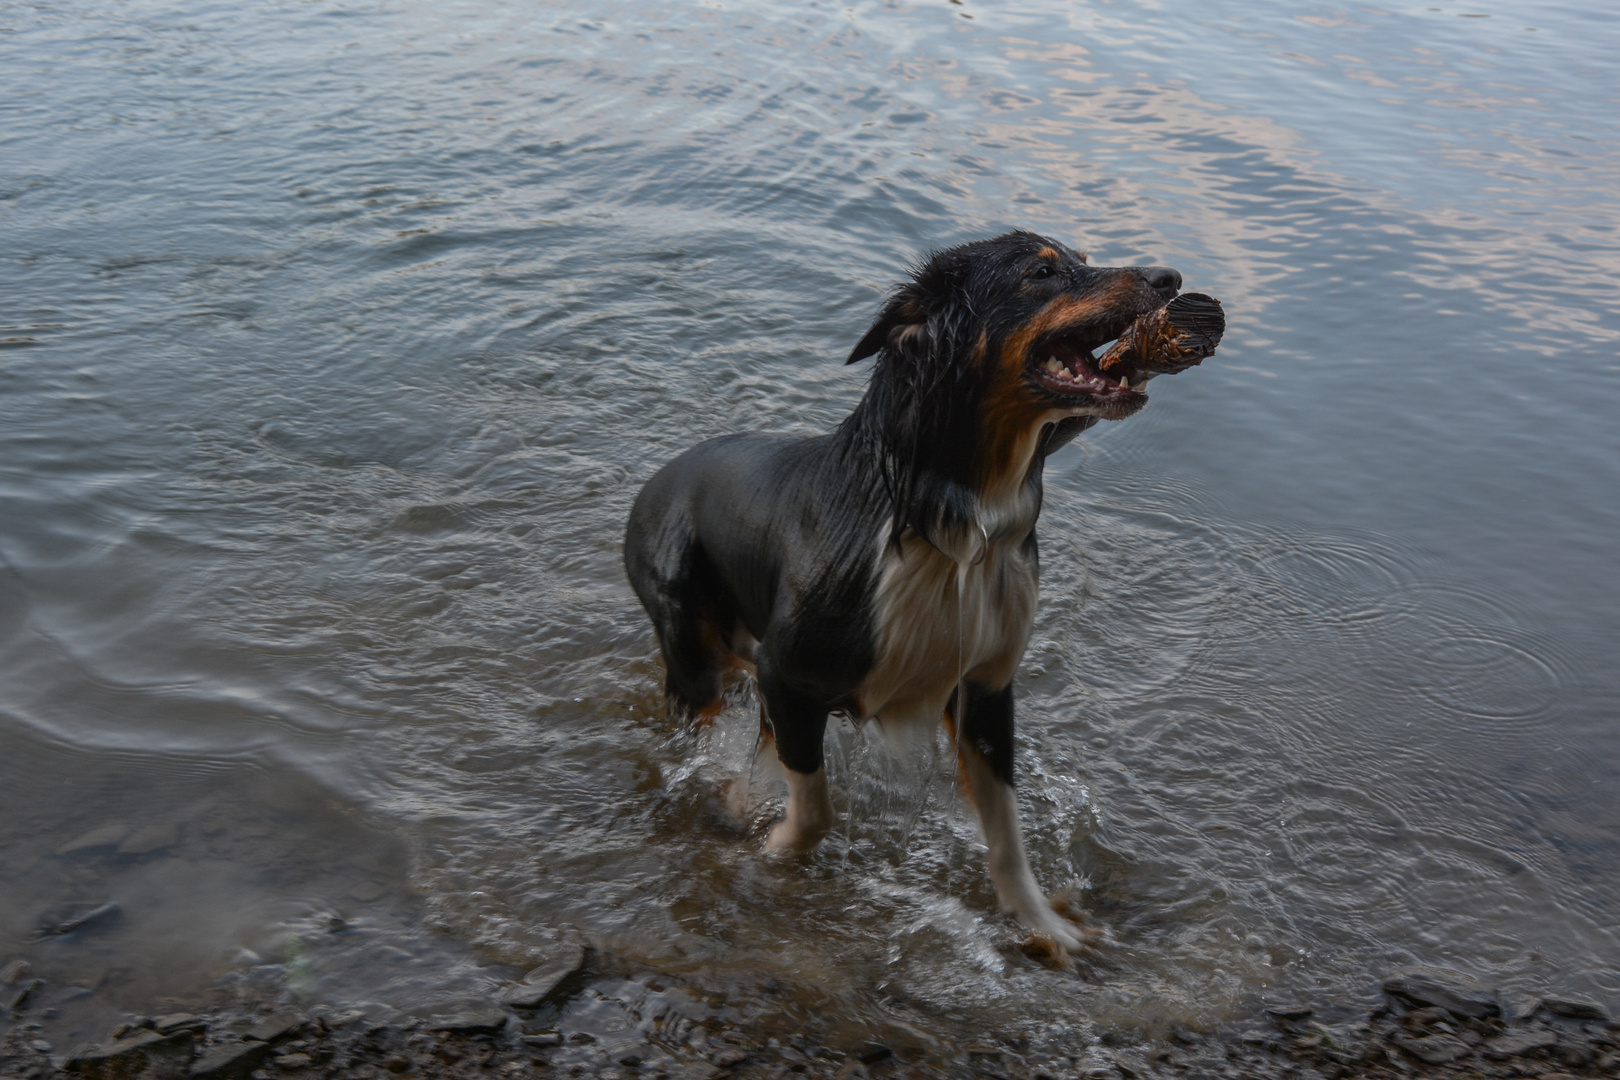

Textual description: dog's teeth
[1044,358,1063,375]
[1118,376,1129,390]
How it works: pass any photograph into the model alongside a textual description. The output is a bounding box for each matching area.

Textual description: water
[3,0,1618,1061]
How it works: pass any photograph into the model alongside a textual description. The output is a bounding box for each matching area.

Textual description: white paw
[765,819,821,852]
[1019,905,1085,953]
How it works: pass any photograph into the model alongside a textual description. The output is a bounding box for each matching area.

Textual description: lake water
[2,0,1617,1065]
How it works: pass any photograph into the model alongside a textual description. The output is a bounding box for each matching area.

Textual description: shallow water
[3,0,1618,1061]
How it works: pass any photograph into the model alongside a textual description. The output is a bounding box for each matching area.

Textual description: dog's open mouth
[1032,331,1143,401]
[1030,292,1225,405]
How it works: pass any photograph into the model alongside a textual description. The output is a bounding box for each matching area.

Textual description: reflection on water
[2,0,1618,1060]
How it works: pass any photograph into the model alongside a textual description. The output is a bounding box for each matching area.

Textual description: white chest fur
[858,525,1039,724]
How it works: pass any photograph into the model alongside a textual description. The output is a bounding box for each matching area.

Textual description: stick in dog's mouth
[1031,292,1226,404]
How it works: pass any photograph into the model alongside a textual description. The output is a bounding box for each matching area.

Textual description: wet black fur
[624,231,1179,783]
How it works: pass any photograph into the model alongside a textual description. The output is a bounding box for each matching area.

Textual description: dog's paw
[764,819,820,853]
[1012,893,1100,962]
[1051,893,1104,949]
[1017,931,1071,968]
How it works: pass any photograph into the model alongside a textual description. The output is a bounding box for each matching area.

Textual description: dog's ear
[847,293,924,364]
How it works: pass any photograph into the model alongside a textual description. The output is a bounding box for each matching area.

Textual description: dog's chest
[857,533,1038,722]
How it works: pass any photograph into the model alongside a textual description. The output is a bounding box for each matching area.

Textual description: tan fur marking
[976,278,1144,502]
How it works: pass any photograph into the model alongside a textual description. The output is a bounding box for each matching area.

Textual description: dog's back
[625,431,879,723]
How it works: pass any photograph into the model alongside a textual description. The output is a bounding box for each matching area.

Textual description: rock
[1541,997,1609,1021]
[190,1040,273,1080]
[1266,1005,1312,1022]
[426,1009,506,1034]
[519,1033,562,1048]
[1484,1029,1559,1057]
[31,1038,54,1053]
[855,1044,893,1065]
[711,1048,748,1067]
[7,977,43,1011]
[155,1014,208,1035]
[37,901,121,937]
[118,823,180,855]
[1383,972,1500,1019]
[504,944,587,1009]
[274,1053,312,1070]
[66,1028,196,1079]
[381,1054,411,1073]
[348,881,387,902]
[1,959,31,983]
[1557,1042,1595,1068]
[246,1014,304,1043]
[57,824,131,855]
[499,984,559,1010]
[1393,1033,1473,1065]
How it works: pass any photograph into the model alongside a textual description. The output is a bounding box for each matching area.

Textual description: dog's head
[849,230,1183,420]
[846,231,1190,514]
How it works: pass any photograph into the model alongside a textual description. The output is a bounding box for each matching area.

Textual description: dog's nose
[1140,266,1182,294]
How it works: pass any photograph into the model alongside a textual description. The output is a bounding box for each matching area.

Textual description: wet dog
[624,232,1219,951]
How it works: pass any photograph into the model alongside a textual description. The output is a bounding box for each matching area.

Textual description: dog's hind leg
[955,682,1085,952]
[757,667,835,852]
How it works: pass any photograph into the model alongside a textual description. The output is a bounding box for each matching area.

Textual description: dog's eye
[1030,264,1054,280]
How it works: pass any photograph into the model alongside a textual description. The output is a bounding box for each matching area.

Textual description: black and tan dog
[625,231,1221,951]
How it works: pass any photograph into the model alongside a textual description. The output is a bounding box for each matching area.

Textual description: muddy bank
[4,951,1616,1080]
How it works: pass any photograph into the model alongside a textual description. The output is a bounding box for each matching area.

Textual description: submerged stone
[1383,972,1500,1019]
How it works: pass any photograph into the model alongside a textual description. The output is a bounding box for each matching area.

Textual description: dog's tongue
[1097,293,1225,373]
[1047,336,1095,376]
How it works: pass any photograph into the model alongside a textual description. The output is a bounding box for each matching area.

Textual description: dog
[624,231,1213,952]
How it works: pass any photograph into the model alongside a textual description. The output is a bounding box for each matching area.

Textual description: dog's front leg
[768,766,834,852]
[758,671,835,852]
[958,683,1084,951]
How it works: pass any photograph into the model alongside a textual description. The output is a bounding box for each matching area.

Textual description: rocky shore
[3,957,1615,1080]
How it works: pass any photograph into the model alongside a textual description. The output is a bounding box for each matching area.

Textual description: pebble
[248,1013,305,1042]
[854,1044,892,1065]
[7,977,43,1012]
[154,1012,207,1034]
[0,959,30,983]
[1264,1005,1311,1021]
[426,1008,507,1034]
[276,1052,314,1069]
[1393,1032,1473,1064]
[520,1033,563,1048]
[1542,997,1610,1021]
[37,900,121,937]
[348,880,388,902]
[1485,1028,1559,1056]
